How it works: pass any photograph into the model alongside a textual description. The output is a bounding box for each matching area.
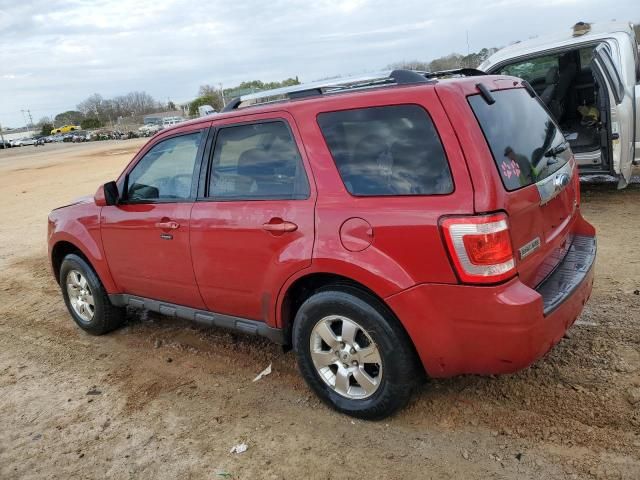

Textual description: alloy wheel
[66,269,95,322]
[309,315,383,399]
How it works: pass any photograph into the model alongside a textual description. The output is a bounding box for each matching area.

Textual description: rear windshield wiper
[544,142,568,158]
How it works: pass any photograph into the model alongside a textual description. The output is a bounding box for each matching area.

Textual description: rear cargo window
[469,89,569,191]
[317,105,453,196]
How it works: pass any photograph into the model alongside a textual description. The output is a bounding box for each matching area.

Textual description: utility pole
[0,122,5,144]
[27,110,34,129]
[464,30,471,67]
[219,83,226,107]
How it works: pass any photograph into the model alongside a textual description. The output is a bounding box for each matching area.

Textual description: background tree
[189,77,301,116]
[80,118,102,130]
[189,95,222,117]
[54,110,84,126]
[39,122,54,136]
[389,47,500,72]
[36,116,53,136]
[186,85,225,116]
[77,91,161,123]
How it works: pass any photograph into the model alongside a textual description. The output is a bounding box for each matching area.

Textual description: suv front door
[190,113,315,324]
[101,128,207,308]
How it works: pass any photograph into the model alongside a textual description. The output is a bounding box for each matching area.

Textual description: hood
[51,194,94,211]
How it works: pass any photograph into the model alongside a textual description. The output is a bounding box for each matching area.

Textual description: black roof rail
[389,69,431,84]
[222,97,242,112]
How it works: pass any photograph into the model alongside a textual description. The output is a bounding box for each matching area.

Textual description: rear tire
[293,288,418,420]
[59,254,125,335]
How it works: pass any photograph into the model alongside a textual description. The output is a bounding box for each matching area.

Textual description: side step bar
[109,294,285,344]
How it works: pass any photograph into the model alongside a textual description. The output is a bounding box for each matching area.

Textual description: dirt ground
[0,141,638,480]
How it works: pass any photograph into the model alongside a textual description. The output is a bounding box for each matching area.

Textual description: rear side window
[317,105,453,196]
[208,121,310,200]
[469,88,569,191]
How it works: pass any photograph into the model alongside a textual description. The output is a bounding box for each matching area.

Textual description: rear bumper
[386,233,596,378]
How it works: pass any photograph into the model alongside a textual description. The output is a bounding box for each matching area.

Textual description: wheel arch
[51,240,91,283]
[277,271,425,377]
[49,233,118,292]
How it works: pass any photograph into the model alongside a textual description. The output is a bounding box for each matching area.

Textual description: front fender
[48,204,118,293]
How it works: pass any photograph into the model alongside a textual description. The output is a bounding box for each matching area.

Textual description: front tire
[293,288,419,420]
[59,254,125,335]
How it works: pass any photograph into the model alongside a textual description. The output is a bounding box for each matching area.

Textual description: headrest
[545,66,559,84]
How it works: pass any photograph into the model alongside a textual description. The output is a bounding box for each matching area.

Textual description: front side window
[469,88,570,191]
[126,132,202,201]
[317,105,453,196]
[208,121,309,200]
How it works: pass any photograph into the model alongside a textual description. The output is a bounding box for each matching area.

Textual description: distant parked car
[138,124,162,137]
[0,140,11,149]
[71,131,89,143]
[13,138,36,146]
[34,138,46,147]
[51,125,81,135]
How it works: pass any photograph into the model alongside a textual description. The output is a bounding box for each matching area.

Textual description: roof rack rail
[222,69,431,112]
[221,68,484,112]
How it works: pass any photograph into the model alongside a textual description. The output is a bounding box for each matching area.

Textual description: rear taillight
[440,213,516,284]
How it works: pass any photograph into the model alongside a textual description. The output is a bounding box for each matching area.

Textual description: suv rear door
[442,80,580,289]
[592,43,634,186]
[189,112,315,324]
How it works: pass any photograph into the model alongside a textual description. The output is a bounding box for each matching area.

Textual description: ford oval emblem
[554,173,570,189]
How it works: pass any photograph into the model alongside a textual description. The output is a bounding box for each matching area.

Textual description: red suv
[48,70,596,419]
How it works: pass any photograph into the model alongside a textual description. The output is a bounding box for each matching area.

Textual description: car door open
[592,43,634,186]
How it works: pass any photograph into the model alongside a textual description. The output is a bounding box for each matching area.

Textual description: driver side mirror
[94,181,119,206]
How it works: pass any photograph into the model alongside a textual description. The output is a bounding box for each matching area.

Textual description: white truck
[480,22,640,187]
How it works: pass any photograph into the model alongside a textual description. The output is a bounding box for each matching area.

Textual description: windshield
[468,88,570,191]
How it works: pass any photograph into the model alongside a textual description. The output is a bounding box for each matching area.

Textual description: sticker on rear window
[500,159,521,179]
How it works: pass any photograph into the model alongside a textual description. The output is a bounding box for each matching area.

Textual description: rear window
[317,105,453,196]
[468,88,569,191]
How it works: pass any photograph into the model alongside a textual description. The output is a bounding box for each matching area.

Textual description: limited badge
[519,237,541,259]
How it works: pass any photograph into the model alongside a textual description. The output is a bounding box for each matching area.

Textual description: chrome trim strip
[536,159,574,205]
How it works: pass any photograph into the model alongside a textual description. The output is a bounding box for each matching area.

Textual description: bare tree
[77,91,161,123]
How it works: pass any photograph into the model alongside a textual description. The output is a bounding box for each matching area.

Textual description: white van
[480,22,639,188]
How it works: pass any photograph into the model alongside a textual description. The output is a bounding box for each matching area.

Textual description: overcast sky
[0,0,637,127]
